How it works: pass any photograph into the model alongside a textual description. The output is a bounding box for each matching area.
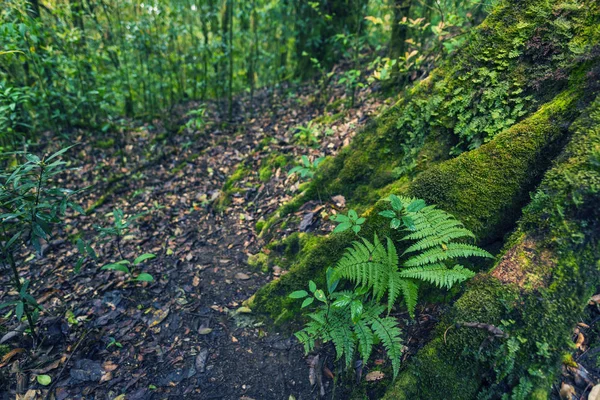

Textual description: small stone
[70,359,103,383]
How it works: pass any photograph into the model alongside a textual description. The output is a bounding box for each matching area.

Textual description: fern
[335,197,492,317]
[293,198,492,382]
[291,280,404,379]
[371,315,404,378]
[399,264,476,289]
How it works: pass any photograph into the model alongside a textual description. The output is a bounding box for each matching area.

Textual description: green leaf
[350,300,363,323]
[16,301,24,320]
[348,209,358,220]
[352,225,361,234]
[101,263,130,274]
[37,375,52,386]
[134,273,154,282]
[301,297,314,308]
[355,217,365,225]
[289,290,308,299]
[333,222,352,233]
[390,195,403,211]
[401,216,416,230]
[326,267,340,294]
[133,253,156,266]
[391,218,401,229]
[331,214,349,223]
[309,280,317,293]
[314,289,327,302]
[379,210,396,219]
[406,199,426,212]
[45,145,75,162]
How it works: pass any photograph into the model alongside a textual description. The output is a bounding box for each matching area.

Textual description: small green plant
[183,106,207,131]
[95,207,150,259]
[290,269,404,377]
[330,209,365,234]
[0,146,83,341]
[291,196,492,380]
[293,121,319,147]
[74,238,98,273]
[288,156,324,179]
[338,69,365,107]
[101,253,156,282]
[106,336,123,349]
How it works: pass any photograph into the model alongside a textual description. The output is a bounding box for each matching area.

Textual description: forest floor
[2,76,599,400]
[0,79,438,400]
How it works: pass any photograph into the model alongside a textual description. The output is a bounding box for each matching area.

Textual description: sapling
[0,146,83,341]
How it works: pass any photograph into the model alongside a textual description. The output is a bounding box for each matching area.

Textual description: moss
[248,252,269,272]
[223,164,250,192]
[312,112,344,125]
[410,90,579,244]
[258,166,272,182]
[385,95,600,399]
[255,218,265,233]
[95,138,115,149]
[252,89,581,322]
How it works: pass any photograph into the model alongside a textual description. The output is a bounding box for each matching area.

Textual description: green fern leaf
[404,243,492,267]
[398,279,418,317]
[371,316,403,378]
[399,264,476,289]
[354,318,374,363]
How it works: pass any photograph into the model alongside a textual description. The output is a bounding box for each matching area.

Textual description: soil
[1,80,444,400]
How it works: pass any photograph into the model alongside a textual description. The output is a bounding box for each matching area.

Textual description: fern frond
[353,319,374,363]
[403,227,476,254]
[335,234,392,300]
[398,279,418,317]
[329,314,355,367]
[399,264,476,289]
[295,330,315,354]
[371,316,403,378]
[404,243,493,267]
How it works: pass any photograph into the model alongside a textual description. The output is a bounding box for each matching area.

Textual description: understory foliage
[0,147,82,339]
[290,195,492,378]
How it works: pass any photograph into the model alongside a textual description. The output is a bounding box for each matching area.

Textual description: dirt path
[1,83,383,399]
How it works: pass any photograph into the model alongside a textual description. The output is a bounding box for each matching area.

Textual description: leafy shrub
[0,146,83,339]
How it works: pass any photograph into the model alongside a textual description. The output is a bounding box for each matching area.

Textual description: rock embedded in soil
[69,359,103,383]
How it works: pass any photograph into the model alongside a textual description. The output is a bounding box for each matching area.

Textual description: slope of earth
[0,81,388,399]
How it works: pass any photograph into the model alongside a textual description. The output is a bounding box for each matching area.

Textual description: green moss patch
[385,95,600,399]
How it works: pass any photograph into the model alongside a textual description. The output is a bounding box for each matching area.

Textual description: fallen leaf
[323,366,334,380]
[198,328,213,335]
[235,272,250,280]
[231,336,238,343]
[236,307,252,314]
[365,371,385,382]
[100,371,113,383]
[0,348,25,367]
[331,195,346,208]
[193,276,200,287]
[147,307,170,328]
[575,332,585,349]
[589,384,600,400]
[560,382,575,399]
[102,361,118,372]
